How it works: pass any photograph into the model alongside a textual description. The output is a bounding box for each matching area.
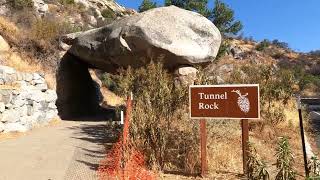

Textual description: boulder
[68,6,221,71]
[33,0,48,16]
[174,66,198,86]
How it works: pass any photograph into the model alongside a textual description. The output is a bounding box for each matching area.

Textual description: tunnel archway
[56,53,113,120]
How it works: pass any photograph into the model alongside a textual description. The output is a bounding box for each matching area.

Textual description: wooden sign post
[189,84,260,176]
[200,119,208,177]
[241,119,249,174]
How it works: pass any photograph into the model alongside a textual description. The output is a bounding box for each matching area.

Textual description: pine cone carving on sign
[232,90,250,113]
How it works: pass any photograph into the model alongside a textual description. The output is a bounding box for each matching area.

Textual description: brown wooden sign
[189,84,260,119]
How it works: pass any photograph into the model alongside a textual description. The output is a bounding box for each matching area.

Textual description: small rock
[27,105,33,116]
[48,102,57,109]
[35,83,48,91]
[16,72,24,81]
[87,15,97,27]
[33,0,48,15]
[0,102,5,113]
[0,121,4,132]
[1,109,20,123]
[29,90,45,102]
[45,90,57,102]
[175,66,198,86]
[4,123,27,133]
[3,73,17,84]
[11,97,26,107]
[15,106,28,117]
[176,67,198,76]
[46,109,58,120]
[0,90,13,105]
[0,65,15,74]
[32,101,42,112]
[33,73,42,80]
[25,73,33,82]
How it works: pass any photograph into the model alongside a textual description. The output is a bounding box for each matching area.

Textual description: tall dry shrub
[110,61,200,173]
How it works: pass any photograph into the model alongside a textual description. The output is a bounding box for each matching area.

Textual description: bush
[101,73,117,91]
[101,8,116,19]
[11,0,34,9]
[256,39,271,51]
[111,61,199,172]
[275,137,296,180]
[59,0,75,5]
[228,65,295,126]
[247,142,270,180]
[216,39,230,60]
[272,39,289,49]
[308,156,320,178]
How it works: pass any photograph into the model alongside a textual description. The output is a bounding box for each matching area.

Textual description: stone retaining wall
[0,66,58,133]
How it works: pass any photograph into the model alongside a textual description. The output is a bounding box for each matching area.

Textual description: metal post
[200,119,208,177]
[241,119,249,175]
[297,96,309,177]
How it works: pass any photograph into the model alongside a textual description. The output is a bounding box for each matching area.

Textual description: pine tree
[211,0,243,35]
[165,0,210,17]
[165,0,243,35]
[138,0,157,13]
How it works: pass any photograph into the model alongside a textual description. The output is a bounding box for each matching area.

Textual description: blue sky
[116,0,320,52]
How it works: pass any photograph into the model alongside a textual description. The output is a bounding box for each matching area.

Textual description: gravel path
[0,120,110,180]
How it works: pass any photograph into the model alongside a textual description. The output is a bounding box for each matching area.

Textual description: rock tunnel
[56,53,113,120]
[55,6,222,120]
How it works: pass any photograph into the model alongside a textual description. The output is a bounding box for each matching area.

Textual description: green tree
[211,0,243,35]
[138,0,157,12]
[165,0,211,17]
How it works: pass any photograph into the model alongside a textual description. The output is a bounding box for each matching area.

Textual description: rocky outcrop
[0,66,58,133]
[174,66,198,86]
[67,6,221,71]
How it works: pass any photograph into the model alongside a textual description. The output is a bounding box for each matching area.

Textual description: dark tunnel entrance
[56,53,114,120]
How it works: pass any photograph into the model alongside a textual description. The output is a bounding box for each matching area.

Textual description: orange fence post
[123,92,133,145]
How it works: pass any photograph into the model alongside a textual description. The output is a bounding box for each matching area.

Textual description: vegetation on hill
[138,0,157,12]
[140,0,243,36]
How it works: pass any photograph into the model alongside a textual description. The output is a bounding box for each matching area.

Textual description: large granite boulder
[67,6,221,71]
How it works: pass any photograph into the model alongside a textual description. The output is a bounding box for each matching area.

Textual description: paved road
[0,120,112,180]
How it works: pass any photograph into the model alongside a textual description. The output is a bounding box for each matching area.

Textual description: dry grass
[0,16,20,44]
[1,50,57,89]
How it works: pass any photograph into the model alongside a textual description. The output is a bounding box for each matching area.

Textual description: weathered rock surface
[0,65,58,133]
[33,0,49,16]
[68,6,221,71]
[175,66,198,86]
